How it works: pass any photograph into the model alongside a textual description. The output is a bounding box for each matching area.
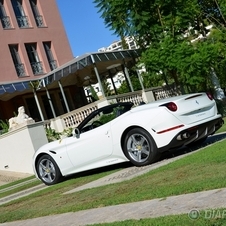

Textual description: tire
[36,154,62,185]
[123,128,158,166]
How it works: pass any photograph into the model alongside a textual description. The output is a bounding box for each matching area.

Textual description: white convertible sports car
[33,92,223,185]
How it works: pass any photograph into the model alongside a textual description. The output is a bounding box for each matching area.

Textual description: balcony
[15,63,26,77]
[16,16,29,28]
[49,60,57,70]
[1,16,11,29]
[35,15,45,27]
[31,61,44,75]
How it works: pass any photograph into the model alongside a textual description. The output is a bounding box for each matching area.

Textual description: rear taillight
[160,102,178,112]
[206,92,213,100]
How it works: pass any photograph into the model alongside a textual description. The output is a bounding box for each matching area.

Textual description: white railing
[107,90,144,106]
[49,86,179,132]
[152,85,181,100]
[49,102,99,132]
[63,103,98,128]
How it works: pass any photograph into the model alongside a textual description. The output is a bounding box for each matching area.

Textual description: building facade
[98,36,138,52]
[0,0,87,122]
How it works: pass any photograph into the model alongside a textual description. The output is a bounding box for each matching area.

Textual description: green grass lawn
[0,133,226,224]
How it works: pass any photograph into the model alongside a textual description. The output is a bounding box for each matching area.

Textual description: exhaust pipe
[177,132,190,141]
[183,132,190,139]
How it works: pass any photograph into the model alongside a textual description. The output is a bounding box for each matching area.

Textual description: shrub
[0,120,9,135]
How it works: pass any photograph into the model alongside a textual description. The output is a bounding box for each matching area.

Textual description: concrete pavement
[1,187,226,226]
[0,171,32,186]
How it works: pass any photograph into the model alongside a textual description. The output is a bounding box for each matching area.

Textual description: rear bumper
[158,116,224,153]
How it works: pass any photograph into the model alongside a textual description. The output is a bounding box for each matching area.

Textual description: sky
[56,0,119,57]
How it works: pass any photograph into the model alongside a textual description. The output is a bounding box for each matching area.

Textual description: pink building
[0,0,87,121]
[0,0,141,126]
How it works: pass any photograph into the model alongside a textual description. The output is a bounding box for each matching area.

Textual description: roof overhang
[0,49,141,101]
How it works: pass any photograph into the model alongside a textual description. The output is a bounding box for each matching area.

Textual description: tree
[94,0,226,94]
[101,78,112,96]
[117,71,142,94]
[198,0,226,27]
[89,85,99,101]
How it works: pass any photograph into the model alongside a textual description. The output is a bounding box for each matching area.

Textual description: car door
[65,123,113,168]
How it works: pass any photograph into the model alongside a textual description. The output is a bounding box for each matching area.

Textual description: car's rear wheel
[36,154,62,185]
[123,128,158,166]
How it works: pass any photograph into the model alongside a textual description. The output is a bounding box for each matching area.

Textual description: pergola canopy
[0,49,141,101]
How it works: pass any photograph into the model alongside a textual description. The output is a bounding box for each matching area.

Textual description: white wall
[0,122,48,174]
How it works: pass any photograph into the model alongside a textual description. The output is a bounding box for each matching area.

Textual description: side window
[43,42,57,70]
[9,44,26,77]
[0,0,11,29]
[25,43,44,75]
[29,0,44,27]
[11,0,29,28]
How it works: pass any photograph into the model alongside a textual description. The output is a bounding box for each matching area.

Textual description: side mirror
[72,128,80,139]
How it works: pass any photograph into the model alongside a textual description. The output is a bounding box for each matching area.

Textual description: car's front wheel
[123,128,158,166]
[36,154,62,185]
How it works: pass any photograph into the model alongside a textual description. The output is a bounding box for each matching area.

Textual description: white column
[42,79,56,118]
[33,89,44,121]
[46,89,56,118]
[136,69,145,91]
[124,65,134,92]
[58,80,70,113]
[90,54,106,98]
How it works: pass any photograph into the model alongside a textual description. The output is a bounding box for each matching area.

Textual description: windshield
[77,102,133,133]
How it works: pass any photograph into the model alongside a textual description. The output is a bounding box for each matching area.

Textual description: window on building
[129,41,136,49]
[43,42,57,70]
[11,0,29,28]
[25,43,44,75]
[0,0,11,28]
[9,44,26,77]
[29,0,44,27]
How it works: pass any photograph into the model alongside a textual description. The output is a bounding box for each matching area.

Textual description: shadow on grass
[161,132,226,160]
[65,132,226,183]
[65,161,134,182]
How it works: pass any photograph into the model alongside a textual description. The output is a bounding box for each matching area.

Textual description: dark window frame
[11,0,29,28]
[29,0,44,27]
[9,44,26,77]
[25,43,44,75]
[0,0,11,28]
[43,42,57,70]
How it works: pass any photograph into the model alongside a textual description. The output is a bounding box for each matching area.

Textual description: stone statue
[9,106,35,130]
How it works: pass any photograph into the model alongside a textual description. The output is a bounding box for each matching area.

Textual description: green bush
[45,127,73,142]
[0,119,9,135]
[45,127,61,142]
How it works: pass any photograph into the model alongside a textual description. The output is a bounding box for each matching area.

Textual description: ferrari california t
[33,92,223,185]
